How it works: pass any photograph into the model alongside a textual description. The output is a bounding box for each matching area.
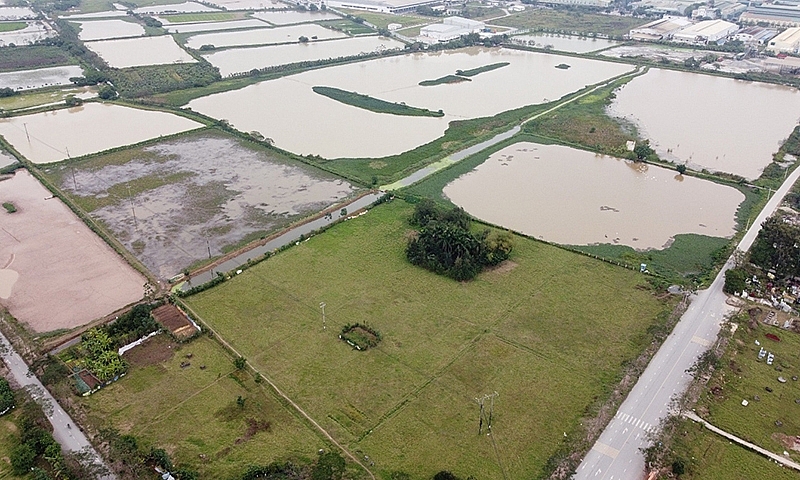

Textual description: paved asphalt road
[575,165,800,480]
[0,332,115,479]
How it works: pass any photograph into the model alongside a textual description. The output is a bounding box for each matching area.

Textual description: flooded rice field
[74,19,146,41]
[510,33,618,53]
[609,68,800,180]
[85,35,197,68]
[162,18,268,34]
[0,103,203,164]
[190,47,633,159]
[0,150,16,168]
[0,21,55,46]
[0,7,37,19]
[203,35,403,76]
[60,10,128,19]
[185,23,345,49]
[133,1,219,14]
[206,0,285,9]
[45,130,356,279]
[252,10,340,25]
[443,142,744,249]
[0,170,145,332]
[0,65,83,90]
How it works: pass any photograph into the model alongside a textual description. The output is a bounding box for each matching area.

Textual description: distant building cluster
[324,0,442,14]
[418,16,485,42]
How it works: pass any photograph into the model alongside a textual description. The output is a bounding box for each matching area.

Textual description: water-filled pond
[443,142,744,249]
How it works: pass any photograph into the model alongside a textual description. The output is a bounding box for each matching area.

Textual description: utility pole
[70,166,77,190]
[320,302,326,330]
[23,123,29,143]
[127,184,137,229]
[476,392,499,435]
[207,239,212,259]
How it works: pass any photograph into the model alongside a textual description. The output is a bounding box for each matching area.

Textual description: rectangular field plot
[86,35,196,68]
[73,19,146,41]
[185,23,345,49]
[133,1,220,15]
[43,129,356,279]
[0,102,202,164]
[202,35,402,76]
[81,335,322,479]
[252,10,340,25]
[0,65,83,90]
[0,170,145,333]
[185,200,673,479]
[205,0,285,9]
[161,18,268,34]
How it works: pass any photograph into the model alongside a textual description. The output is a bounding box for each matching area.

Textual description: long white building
[672,19,738,44]
[325,0,441,14]
[629,16,691,41]
[418,16,484,42]
[767,26,800,53]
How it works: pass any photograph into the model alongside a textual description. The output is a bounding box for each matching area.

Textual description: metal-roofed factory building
[672,19,738,44]
[629,16,691,41]
[767,26,800,53]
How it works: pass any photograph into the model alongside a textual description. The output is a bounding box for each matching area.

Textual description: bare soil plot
[43,129,356,279]
[152,303,197,339]
[0,170,144,333]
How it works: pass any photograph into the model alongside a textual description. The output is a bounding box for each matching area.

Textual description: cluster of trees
[81,329,126,382]
[0,378,13,414]
[749,216,800,278]
[724,215,800,295]
[406,200,513,281]
[103,429,198,479]
[9,391,100,479]
[238,452,344,480]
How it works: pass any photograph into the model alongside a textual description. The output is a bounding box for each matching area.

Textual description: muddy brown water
[443,142,744,249]
[185,23,345,49]
[50,132,356,279]
[85,35,197,68]
[190,47,633,159]
[608,68,800,180]
[202,35,405,76]
[0,103,202,164]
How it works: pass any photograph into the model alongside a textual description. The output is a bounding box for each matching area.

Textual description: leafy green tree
[633,140,655,161]
[98,84,117,100]
[750,216,800,277]
[234,356,247,370]
[723,267,747,295]
[676,164,687,175]
[10,442,36,475]
[311,451,346,480]
[0,378,14,413]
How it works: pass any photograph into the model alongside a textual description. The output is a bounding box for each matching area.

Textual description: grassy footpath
[79,335,325,479]
[313,86,444,117]
[669,417,800,480]
[494,9,647,38]
[185,199,672,479]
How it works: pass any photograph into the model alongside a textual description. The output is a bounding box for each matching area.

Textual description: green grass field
[74,0,115,14]
[0,86,95,111]
[522,77,636,157]
[184,199,673,479]
[80,335,325,479]
[341,10,428,29]
[319,19,375,35]
[161,12,247,23]
[0,22,27,33]
[0,45,74,73]
[695,317,800,457]
[0,408,25,479]
[494,9,647,38]
[669,417,800,479]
